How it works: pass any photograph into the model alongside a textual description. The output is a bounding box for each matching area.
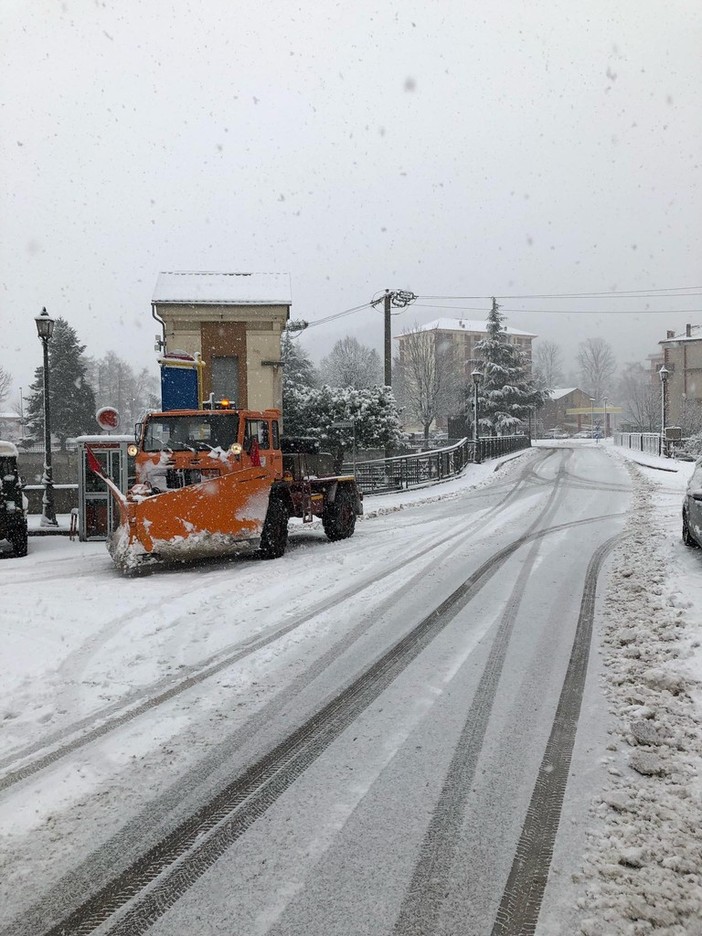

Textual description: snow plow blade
[107,469,273,573]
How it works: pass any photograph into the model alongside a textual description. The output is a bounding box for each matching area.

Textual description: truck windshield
[143,414,239,452]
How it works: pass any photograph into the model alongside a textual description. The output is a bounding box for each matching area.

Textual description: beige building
[152,272,291,411]
[659,323,702,426]
[396,318,536,377]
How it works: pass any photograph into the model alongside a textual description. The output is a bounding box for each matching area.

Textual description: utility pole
[372,289,417,389]
[384,289,392,387]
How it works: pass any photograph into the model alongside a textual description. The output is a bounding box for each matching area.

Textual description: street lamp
[589,397,595,439]
[34,307,58,527]
[659,364,669,457]
[603,396,608,439]
[471,369,482,463]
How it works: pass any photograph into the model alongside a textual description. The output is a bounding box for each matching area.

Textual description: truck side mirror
[134,422,142,443]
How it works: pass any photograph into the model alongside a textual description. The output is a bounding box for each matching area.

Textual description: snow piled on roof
[660,324,702,343]
[153,272,292,306]
[547,388,579,400]
[411,318,536,338]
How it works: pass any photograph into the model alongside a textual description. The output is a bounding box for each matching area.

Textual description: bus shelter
[75,435,134,541]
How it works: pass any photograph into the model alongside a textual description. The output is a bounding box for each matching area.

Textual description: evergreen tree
[281,331,318,393]
[474,300,547,434]
[25,318,97,450]
[280,331,319,435]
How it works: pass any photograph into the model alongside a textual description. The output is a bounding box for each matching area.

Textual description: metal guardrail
[350,435,530,495]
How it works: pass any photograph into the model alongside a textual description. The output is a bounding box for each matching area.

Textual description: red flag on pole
[85,445,128,506]
[85,445,105,478]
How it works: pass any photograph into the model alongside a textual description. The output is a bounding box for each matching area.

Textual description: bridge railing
[350,435,530,495]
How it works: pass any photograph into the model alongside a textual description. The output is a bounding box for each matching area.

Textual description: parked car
[682,457,702,548]
[0,440,28,557]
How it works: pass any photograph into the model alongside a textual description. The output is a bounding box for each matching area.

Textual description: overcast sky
[1,0,700,408]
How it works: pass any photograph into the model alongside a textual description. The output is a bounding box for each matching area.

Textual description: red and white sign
[96,406,121,431]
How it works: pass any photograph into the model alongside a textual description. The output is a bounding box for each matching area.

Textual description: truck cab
[131,406,283,493]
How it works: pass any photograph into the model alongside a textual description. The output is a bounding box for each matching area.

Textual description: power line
[301,302,375,329]
[418,285,702,301]
[412,302,701,315]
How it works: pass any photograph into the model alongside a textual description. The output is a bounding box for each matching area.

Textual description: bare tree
[319,336,382,389]
[617,362,659,431]
[532,340,564,390]
[87,352,160,425]
[577,337,617,401]
[394,327,463,440]
[0,365,11,409]
[679,397,702,437]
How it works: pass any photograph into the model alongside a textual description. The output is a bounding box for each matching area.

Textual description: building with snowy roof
[152,272,292,411]
[540,388,595,434]
[0,411,22,443]
[659,323,702,427]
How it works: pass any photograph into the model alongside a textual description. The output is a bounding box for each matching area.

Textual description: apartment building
[659,323,702,426]
[396,318,536,377]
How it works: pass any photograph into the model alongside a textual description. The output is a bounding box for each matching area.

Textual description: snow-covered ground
[567,442,702,935]
[0,441,700,934]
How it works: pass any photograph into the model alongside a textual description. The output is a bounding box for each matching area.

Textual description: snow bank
[575,456,702,935]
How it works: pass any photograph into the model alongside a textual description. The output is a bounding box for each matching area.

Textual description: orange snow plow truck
[90,405,362,574]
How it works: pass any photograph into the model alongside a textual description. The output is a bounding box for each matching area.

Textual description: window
[143,414,239,452]
[212,356,239,402]
[245,419,271,451]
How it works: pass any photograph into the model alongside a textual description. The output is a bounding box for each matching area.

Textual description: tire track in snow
[490,536,617,936]
[391,449,574,935]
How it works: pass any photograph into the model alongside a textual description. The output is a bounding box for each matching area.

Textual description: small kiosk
[75,406,135,541]
[75,435,134,541]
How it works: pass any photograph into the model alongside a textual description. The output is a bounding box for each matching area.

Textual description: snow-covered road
[0,443,699,935]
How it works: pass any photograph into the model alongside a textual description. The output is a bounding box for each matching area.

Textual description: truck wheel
[260,497,289,559]
[9,523,28,558]
[323,488,356,542]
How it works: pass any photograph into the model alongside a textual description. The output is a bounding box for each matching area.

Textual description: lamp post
[659,364,669,457]
[589,397,595,439]
[34,307,58,527]
[472,369,482,463]
[603,396,608,439]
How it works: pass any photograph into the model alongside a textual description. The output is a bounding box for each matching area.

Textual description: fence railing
[350,435,530,495]
[613,432,662,456]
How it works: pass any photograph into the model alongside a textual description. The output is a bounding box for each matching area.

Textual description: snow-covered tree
[282,384,402,466]
[394,326,463,440]
[532,340,564,391]
[281,331,318,392]
[0,365,11,408]
[319,336,383,390]
[24,318,97,450]
[281,332,319,434]
[617,362,659,431]
[577,337,617,402]
[474,300,547,434]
